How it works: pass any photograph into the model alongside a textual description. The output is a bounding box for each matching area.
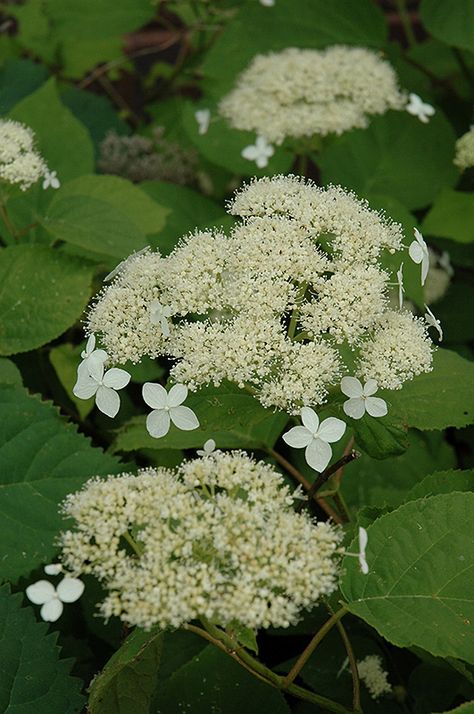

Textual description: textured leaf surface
[387,349,474,430]
[154,644,291,714]
[421,0,474,52]
[319,111,457,210]
[407,469,474,501]
[88,628,163,714]
[10,78,94,181]
[113,383,288,452]
[341,493,474,663]
[0,384,121,581]
[0,245,93,356]
[0,584,85,713]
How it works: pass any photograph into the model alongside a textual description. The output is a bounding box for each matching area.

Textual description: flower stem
[287,282,308,340]
[395,0,416,47]
[336,618,362,714]
[281,606,348,688]
[123,530,143,556]
[0,201,18,241]
[184,619,354,714]
[301,450,359,507]
[267,447,343,524]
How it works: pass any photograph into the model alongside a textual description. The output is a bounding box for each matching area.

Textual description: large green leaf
[0,58,48,114]
[0,245,93,356]
[201,0,386,94]
[0,584,85,713]
[0,358,22,386]
[10,78,94,182]
[88,628,163,714]
[423,190,474,244]
[437,703,474,714]
[342,431,456,510]
[421,0,474,53]
[387,349,474,430]
[319,110,457,210]
[0,384,121,581]
[341,493,474,663]
[154,644,291,714]
[407,469,474,501]
[112,383,288,452]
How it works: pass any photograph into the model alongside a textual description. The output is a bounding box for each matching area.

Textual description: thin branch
[335,619,362,713]
[268,448,343,524]
[282,607,348,688]
[304,450,359,504]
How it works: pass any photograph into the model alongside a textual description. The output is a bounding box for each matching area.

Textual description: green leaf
[343,430,456,510]
[319,110,457,210]
[42,0,155,79]
[0,584,85,713]
[0,358,22,386]
[201,0,386,95]
[437,703,474,714]
[227,622,259,654]
[112,383,288,452]
[52,175,168,237]
[388,349,474,430]
[423,190,474,244]
[407,469,474,501]
[0,58,48,114]
[49,343,94,419]
[42,196,146,261]
[408,662,467,714]
[351,413,408,459]
[433,278,474,344]
[88,628,163,714]
[421,0,474,53]
[10,78,94,182]
[154,644,291,714]
[340,493,474,663]
[140,180,224,255]
[0,245,93,356]
[0,384,121,581]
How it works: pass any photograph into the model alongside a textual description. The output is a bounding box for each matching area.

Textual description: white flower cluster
[59,452,341,631]
[218,46,406,144]
[0,119,48,190]
[357,655,392,699]
[454,126,474,171]
[86,176,434,413]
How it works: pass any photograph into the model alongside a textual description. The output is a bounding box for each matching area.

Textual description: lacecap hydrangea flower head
[87,175,433,415]
[218,46,407,145]
[59,451,341,631]
[0,119,48,190]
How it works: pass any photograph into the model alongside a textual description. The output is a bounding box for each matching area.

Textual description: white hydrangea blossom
[0,119,49,190]
[357,655,392,699]
[219,46,406,145]
[241,135,275,168]
[59,452,342,631]
[26,577,84,622]
[283,407,346,472]
[454,125,474,171]
[86,175,433,414]
[406,93,435,123]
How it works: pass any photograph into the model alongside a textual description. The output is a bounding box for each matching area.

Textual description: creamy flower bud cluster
[59,452,341,631]
[357,655,392,699]
[0,119,48,190]
[454,126,474,171]
[87,175,433,413]
[219,46,406,144]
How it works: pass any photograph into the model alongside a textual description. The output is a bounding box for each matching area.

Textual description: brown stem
[336,619,362,713]
[268,448,343,524]
[282,607,348,688]
[305,450,359,503]
[0,202,18,241]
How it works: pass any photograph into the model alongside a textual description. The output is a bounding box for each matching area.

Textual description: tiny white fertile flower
[260,0,275,5]
[406,93,435,123]
[409,227,429,286]
[343,526,369,574]
[439,250,454,277]
[44,563,63,576]
[149,300,172,337]
[42,169,60,189]
[340,377,388,420]
[195,108,211,135]
[143,382,199,438]
[26,577,84,622]
[73,361,131,418]
[104,247,149,282]
[396,263,404,309]
[197,438,216,456]
[424,304,443,341]
[283,407,346,472]
[241,135,274,168]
